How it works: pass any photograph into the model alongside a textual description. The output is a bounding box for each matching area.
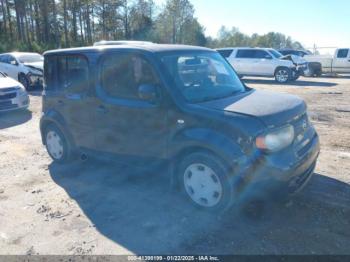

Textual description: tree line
[0,0,303,53]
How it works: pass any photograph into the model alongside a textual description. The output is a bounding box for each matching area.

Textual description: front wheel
[44,124,74,164]
[274,68,291,83]
[18,74,31,91]
[178,152,234,212]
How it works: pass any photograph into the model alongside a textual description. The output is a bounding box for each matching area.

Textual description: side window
[0,55,9,64]
[44,56,56,90]
[337,49,349,58]
[57,55,89,92]
[100,53,159,100]
[217,49,233,58]
[236,49,255,58]
[254,50,272,59]
[8,55,17,65]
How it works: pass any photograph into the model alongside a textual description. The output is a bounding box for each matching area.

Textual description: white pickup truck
[304,48,350,74]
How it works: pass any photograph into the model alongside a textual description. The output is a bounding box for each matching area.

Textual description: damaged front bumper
[231,128,320,202]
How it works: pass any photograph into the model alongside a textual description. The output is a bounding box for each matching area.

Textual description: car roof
[93,40,154,46]
[1,52,42,57]
[44,44,213,56]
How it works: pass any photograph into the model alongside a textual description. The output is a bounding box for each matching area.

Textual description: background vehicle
[304,48,350,75]
[278,49,312,57]
[217,47,298,83]
[279,49,322,77]
[0,71,30,112]
[40,44,319,211]
[0,52,44,90]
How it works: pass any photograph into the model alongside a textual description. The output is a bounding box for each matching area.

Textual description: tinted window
[0,55,7,63]
[236,49,255,58]
[57,56,89,92]
[7,55,17,65]
[254,50,272,59]
[217,49,234,58]
[337,49,349,58]
[44,56,56,90]
[100,53,159,100]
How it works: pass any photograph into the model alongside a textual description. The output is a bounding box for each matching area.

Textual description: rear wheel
[274,68,291,83]
[44,124,74,164]
[178,152,234,212]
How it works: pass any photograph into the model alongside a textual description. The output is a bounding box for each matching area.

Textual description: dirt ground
[0,76,349,255]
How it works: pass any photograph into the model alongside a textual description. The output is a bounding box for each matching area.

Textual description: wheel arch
[40,110,75,148]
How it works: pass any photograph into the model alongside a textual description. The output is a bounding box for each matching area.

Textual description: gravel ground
[0,76,349,255]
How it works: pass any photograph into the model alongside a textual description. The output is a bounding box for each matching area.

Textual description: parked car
[0,71,30,112]
[0,52,44,90]
[40,44,320,211]
[278,49,322,77]
[304,48,350,75]
[216,47,299,83]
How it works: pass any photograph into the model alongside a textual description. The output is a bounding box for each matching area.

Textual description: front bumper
[233,128,320,201]
[0,90,30,112]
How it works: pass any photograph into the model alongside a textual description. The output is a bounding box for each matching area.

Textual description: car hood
[0,76,22,90]
[24,61,44,71]
[199,89,306,127]
[281,55,307,65]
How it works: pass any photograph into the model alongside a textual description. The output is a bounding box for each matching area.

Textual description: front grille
[0,87,18,92]
[0,100,16,110]
[0,92,16,100]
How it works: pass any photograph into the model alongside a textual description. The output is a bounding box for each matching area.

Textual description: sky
[154,0,350,50]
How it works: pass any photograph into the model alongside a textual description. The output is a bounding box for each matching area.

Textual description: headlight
[17,86,27,96]
[256,125,295,152]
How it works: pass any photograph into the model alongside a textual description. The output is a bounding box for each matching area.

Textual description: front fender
[169,127,244,168]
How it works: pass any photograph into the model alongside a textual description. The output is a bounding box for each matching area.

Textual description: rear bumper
[233,132,320,201]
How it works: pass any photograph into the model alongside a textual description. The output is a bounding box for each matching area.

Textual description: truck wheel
[274,68,291,83]
[19,74,31,91]
[44,124,74,164]
[178,152,234,212]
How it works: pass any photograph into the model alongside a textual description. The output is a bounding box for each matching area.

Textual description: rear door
[332,49,350,73]
[234,49,256,75]
[55,55,94,148]
[93,51,167,160]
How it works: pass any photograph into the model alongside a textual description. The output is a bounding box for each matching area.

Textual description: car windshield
[160,52,245,103]
[17,54,43,63]
[269,49,283,58]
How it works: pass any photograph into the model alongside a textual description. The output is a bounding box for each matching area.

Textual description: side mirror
[138,84,157,102]
[10,60,18,66]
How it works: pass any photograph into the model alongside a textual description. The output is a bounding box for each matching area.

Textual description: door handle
[97,105,108,114]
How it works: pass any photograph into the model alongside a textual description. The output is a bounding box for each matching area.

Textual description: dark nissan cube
[40,44,320,211]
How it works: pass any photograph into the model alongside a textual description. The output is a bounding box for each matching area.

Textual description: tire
[177,151,234,212]
[274,67,291,83]
[18,74,31,91]
[44,124,74,164]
